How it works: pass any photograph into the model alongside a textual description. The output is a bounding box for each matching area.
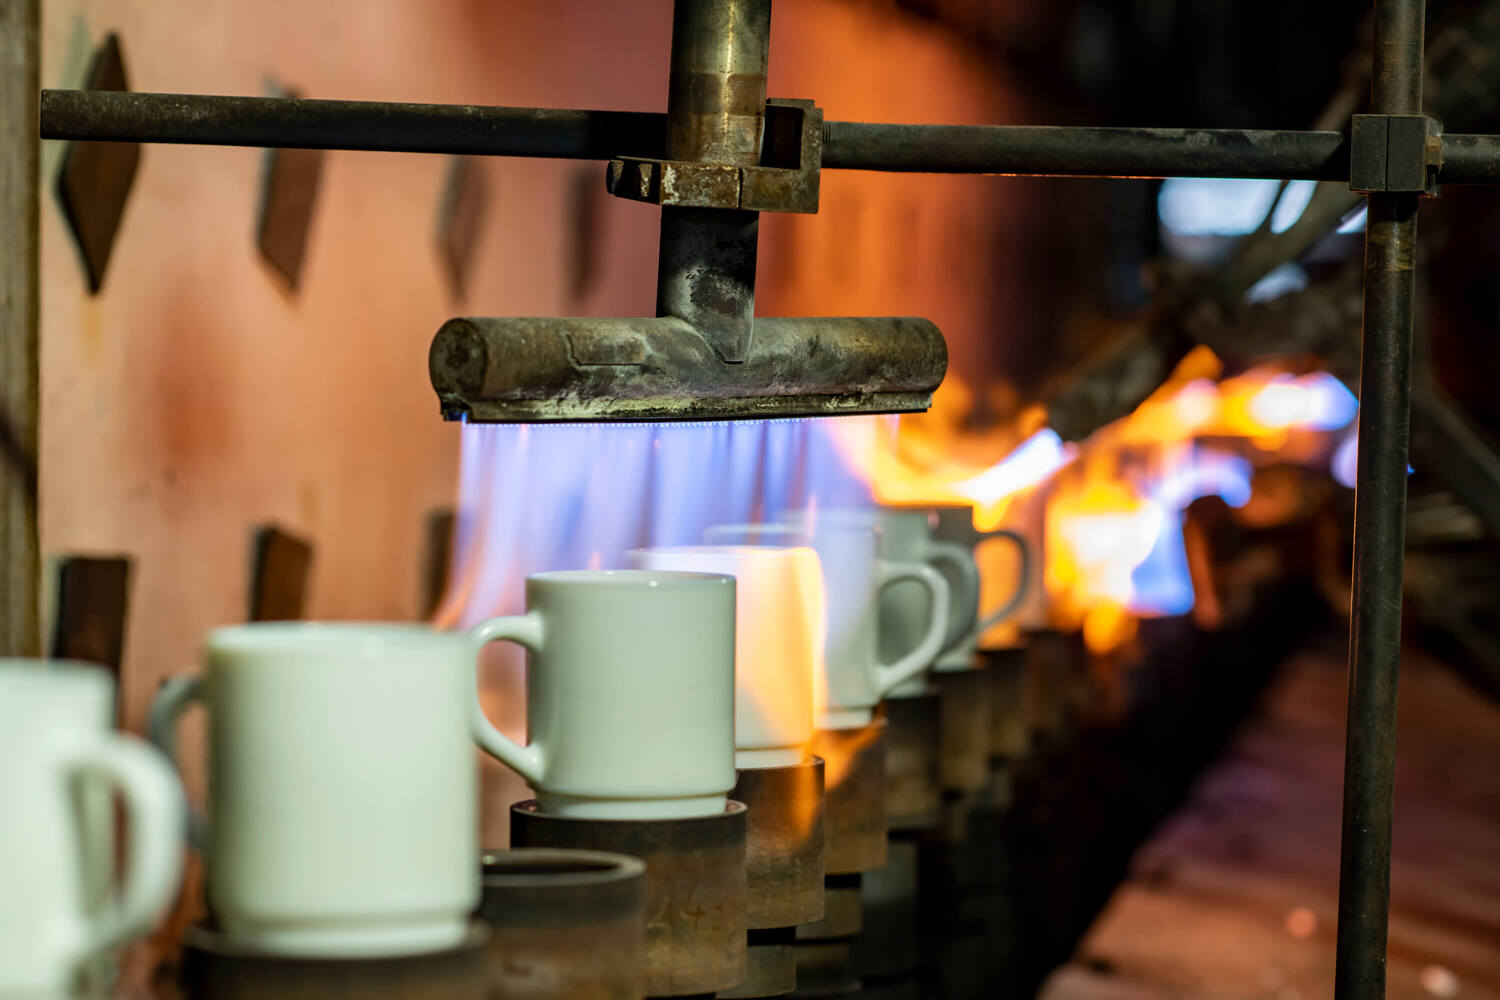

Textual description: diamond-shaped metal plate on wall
[436,156,488,300]
[54,33,139,294]
[256,85,325,291]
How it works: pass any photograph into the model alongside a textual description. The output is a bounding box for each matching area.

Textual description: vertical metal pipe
[655,0,772,363]
[1335,2,1424,997]
[1371,0,1425,115]
[0,0,41,656]
[661,0,771,166]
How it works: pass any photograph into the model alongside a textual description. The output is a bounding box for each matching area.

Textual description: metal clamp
[606,99,822,213]
[1349,113,1442,195]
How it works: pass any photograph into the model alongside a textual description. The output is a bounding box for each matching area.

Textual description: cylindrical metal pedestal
[1022,628,1088,744]
[983,647,1028,764]
[180,925,487,1000]
[789,879,862,998]
[811,721,887,875]
[510,801,748,998]
[477,848,647,1000]
[935,667,992,796]
[720,758,826,999]
[794,723,887,998]
[850,835,920,986]
[881,694,941,832]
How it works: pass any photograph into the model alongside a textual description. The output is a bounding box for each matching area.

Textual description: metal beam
[1435,133,1500,183]
[823,123,1351,178]
[39,90,667,160]
[41,88,1500,185]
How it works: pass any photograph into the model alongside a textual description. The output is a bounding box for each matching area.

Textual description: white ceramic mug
[928,504,1032,671]
[875,506,1030,686]
[705,520,950,729]
[149,623,482,958]
[628,545,823,769]
[469,569,738,819]
[0,661,185,995]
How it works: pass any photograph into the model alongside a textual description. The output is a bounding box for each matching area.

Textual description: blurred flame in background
[828,345,1359,654]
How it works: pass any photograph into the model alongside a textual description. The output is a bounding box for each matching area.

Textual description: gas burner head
[429,315,947,423]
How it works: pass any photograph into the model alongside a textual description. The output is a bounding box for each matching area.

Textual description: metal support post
[1335,1,1425,997]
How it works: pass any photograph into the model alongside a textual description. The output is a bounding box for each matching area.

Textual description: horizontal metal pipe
[429,315,946,422]
[1437,133,1500,183]
[46,89,1500,184]
[39,89,666,159]
[821,122,1352,179]
[41,90,1364,181]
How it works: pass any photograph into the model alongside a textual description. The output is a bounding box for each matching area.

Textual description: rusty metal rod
[825,123,1352,178]
[41,89,1500,183]
[1434,133,1500,183]
[1335,0,1425,997]
[38,90,667,158]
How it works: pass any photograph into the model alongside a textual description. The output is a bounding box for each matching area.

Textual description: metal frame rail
[34,0,1493,994]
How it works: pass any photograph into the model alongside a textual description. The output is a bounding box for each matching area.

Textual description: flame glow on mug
[705,518,949,729]
[876,506,1030,686]
[1,661,185,994]
[629,545,824,769]
[927,504,1032,671]
[470,569,738,819]
[149,624,481,958]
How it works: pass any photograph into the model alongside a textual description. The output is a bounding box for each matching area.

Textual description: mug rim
[773,510,886,537]
[0,658,113,692]
[703,522,811,541]
[527,568,732,588]
[872,505,931,521]
[479,848,645,886]
[206,621,441,653]
[629,544,816,559]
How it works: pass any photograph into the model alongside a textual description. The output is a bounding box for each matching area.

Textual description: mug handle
[920,539,982,652]
[873,560,951,696]
[973,530,1032,634]
[146,675,209,850]
[467,614,547,784]
[60,732,186,957]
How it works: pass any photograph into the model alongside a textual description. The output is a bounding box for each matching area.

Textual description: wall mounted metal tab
[249,524,312,621]
[49,555,133,700]
[256,85,324,290]
[53,33,138,293]
[435,156,488,300]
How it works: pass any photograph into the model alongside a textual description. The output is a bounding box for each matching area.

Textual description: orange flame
[827,347,1357,654]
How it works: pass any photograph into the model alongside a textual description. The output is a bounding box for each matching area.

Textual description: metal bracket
[606,99,822,214]
[54,33,140,293]
[1349,113,1442,195]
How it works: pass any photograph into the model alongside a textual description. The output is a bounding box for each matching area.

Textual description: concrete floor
[1042,635,1500,1000]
